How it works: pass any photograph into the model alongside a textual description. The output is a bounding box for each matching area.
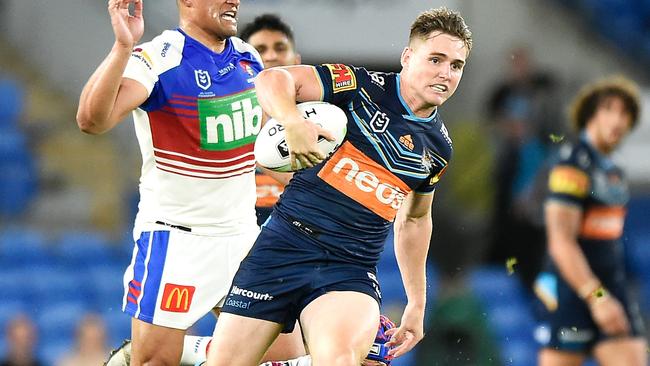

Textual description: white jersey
[122,29,264,235]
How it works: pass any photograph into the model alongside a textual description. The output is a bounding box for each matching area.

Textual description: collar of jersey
[395,74,438,123]
[175,27,232,58]
[579,131,614,169]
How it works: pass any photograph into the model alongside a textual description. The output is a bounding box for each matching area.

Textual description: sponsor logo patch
[548,165,590,198]
[131,48,153,70]
[160,283,195,313]
[399,135,414,151]
[318,142,410,221]
[324,64,357,93]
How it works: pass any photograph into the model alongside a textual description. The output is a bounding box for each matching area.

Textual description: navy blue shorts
[221,216,382,333]
[534,247,645,352]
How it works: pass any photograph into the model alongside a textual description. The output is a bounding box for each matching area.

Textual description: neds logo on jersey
[198,89,262,151]
[318,142,410,221]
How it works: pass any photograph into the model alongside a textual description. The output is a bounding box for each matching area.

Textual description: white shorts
[121,222,259,329]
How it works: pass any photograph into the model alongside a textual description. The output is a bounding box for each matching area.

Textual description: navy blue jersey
[274,64,452,266]
[546,134,629,250]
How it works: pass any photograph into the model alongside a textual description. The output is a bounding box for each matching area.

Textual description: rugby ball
[255,101,348,172]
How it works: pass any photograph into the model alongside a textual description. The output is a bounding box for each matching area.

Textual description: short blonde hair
[409,7,473,55]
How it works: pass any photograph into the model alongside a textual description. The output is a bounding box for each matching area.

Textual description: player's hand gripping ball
[254,101,347,172]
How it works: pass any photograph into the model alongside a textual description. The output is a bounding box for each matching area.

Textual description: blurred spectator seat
[87,265,127,310]
[101,308,131,347]
[0,76,25,124]
[0,127,38,217]
[55,230,118,269]
[0,227,51,269]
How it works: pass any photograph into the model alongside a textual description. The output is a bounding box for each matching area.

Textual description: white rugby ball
[255,101,347,172]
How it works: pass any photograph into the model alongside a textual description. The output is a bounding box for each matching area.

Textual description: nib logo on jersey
[318,142,411,221]
[198,88,262,151]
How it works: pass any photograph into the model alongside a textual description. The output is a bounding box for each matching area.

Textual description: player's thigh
[262,321,306,362]
[130,317,185,366]
[300,291,379,365]
[593,337,648,366]
[207,312,283,366]
[538,348,585,366]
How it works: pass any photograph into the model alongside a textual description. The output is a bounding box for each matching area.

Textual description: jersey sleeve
[314,63,365,106]
[546,152,591,206]
[123,30,184,98]
[123,44,159,96]
[415,162,449,195]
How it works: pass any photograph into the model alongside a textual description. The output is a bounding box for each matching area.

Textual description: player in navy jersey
[206,7,473,366]
[77,1,304,365]
[534,76,647,365]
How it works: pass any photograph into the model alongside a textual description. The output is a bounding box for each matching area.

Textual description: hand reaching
[384,307,424,358]
[589,294,630,336]
[108,0,145,49]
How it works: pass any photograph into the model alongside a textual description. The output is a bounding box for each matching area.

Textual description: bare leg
[130,318,185,366]
[300,291,379,366]
[593,337,647,366]
[537,348,585,366]
[206,312,283,366]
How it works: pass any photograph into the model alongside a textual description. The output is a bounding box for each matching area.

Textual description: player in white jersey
[76,1,305,365]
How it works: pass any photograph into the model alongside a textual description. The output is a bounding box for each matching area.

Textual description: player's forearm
[549,238,600,301]
[77,42,132,134]
[254,68,304,128]
[394,215,431,309]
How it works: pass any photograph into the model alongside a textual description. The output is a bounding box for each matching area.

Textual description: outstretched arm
[386,192,433,357]
[76,0,148,134]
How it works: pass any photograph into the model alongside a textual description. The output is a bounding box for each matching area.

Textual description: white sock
[259,355,312,366]
[180,336,211,366]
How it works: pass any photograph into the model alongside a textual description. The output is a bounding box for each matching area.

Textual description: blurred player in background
[534,76,647,366]
[76,1,304,365]
[206,7,472,366]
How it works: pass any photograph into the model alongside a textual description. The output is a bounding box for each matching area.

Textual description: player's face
[590,96,633,152]
[401,32,467,109]
[247,29,300,68]
[192,0,240,39]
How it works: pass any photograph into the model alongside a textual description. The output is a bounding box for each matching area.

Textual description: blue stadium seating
[0,76,24,124]
[55,230,120,269]
[0,228,51,269]
[0,127,38,216]
[36,301,90,345]
[87,265,128,310]
[102,308,132,346]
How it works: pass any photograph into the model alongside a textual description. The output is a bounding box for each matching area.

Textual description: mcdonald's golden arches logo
[161,283,196,313]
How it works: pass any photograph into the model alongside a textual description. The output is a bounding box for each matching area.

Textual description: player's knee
[310,345,364,366]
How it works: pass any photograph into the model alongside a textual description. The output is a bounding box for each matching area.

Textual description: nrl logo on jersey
[195,70,212,90]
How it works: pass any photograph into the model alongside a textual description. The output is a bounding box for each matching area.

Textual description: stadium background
[0,0,648,365]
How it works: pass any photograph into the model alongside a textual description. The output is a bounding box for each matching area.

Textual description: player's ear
[400,47,411,68]
[294,53,302,65]
[179,0,193,8]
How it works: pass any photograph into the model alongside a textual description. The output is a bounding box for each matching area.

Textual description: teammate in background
[534,76,647,365]
[239,14,301,224]
[206,7,472,366]
[76,1,304,365]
